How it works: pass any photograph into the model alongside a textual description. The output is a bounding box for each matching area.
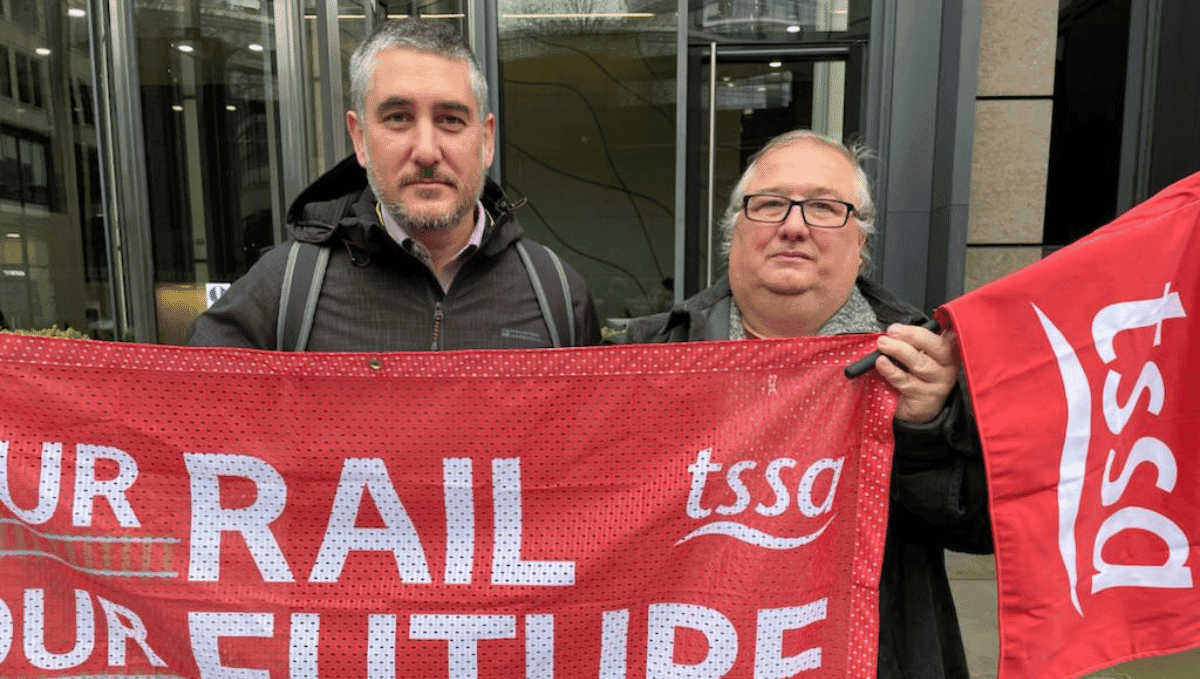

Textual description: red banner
[0,334,894,678]
[941,172,1200,679]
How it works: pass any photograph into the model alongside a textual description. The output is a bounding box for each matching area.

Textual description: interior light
[36,48,51,56]
[172,104,184,112]
[248,43,264,52]
[786,25,801,33]
[68,8,86,18]
[6,233,20,239]
[226,105,237,111]
[177,44,194,53]
[768,61,782,68]
[304,13,389,19]
[501,12,654,19]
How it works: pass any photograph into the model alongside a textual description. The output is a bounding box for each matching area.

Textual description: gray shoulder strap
[515,240,575,348]
[276,241,331,351]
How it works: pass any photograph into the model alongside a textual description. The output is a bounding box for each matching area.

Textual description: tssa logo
[1034,283,1191,615]
[676,448,843,549]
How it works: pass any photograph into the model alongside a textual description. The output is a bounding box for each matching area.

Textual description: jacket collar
[656,274,926,341]
[285,154,523,261]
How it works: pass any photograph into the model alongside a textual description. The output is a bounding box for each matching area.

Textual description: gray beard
[367,173,476,232]
[389,196,472,232]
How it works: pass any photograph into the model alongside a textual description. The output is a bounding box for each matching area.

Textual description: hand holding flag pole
[844,317,941,378]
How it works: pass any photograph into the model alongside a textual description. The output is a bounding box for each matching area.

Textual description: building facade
[3,0,1198,674]
[7,0,1198,343]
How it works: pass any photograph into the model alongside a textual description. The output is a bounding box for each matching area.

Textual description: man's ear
[856,229,869,272]
[347,110,367,167]
[482,113,496,169]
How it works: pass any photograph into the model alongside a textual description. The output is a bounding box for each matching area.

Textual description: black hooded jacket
[188,155,600,351]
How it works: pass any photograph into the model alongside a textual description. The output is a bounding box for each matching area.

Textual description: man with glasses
[612,129,992,679]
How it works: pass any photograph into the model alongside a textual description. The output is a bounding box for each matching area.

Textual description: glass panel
[0,133,18,201]
[693,0,864,39]
[0,47,9,99]
[498,1,679,325]
[14,53,30,104]
[302,0,372,174]
[0,3,110,337]
[11,0,40,34]
[337,0,369,156]
[132,0,286,343]
[302,0,323,175]
[692,54,847,287]
[381,0,469,31]
[19,137,47,205]
[29,58,43,108]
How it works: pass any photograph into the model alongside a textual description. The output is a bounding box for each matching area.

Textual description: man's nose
[411,118,440,165]
[776,203,812,239]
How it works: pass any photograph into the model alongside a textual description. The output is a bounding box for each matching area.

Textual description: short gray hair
[718,129,876,269]
[350,19,490,119]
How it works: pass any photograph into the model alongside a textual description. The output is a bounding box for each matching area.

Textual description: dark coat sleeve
[888,380,993,554]
[186,244,290,349]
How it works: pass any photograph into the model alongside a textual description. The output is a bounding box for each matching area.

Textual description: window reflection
[499,0,678,322]
[383,0,467,25]
[0,2,110,336]
[132,0,287,342]
[697,0,852,36]
[11,0,41,34]
[0,48,9,98]
[302,0,372,175]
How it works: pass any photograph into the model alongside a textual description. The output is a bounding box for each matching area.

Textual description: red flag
[940,172,1200,679]
[0,335,894,678]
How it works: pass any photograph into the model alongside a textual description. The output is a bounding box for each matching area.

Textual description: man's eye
[756,197,788,210]
[439,115,467,129]
[806,200,840,215]
[384,111,412,124]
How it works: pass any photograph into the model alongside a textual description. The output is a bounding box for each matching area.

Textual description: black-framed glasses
[741,194,858,228]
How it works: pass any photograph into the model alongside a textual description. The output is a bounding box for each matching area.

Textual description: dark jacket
[617,276,993,679]
[188,155,600,351]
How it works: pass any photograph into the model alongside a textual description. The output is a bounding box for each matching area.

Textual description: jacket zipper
[431,302,443,350]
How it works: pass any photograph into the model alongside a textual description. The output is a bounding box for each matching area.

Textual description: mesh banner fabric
[0,333,895,679]
[941,171,1200,679]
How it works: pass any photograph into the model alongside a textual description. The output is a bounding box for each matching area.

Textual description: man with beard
[188,20,599,351]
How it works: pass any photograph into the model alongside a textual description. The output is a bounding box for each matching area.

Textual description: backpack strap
[276,240,330,351]
[275,192,359,351]
[515,240,575,348]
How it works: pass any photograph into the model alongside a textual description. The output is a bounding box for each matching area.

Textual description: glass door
[98,0,389,343]
[497,2,679,326]
[683,44,858,295]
